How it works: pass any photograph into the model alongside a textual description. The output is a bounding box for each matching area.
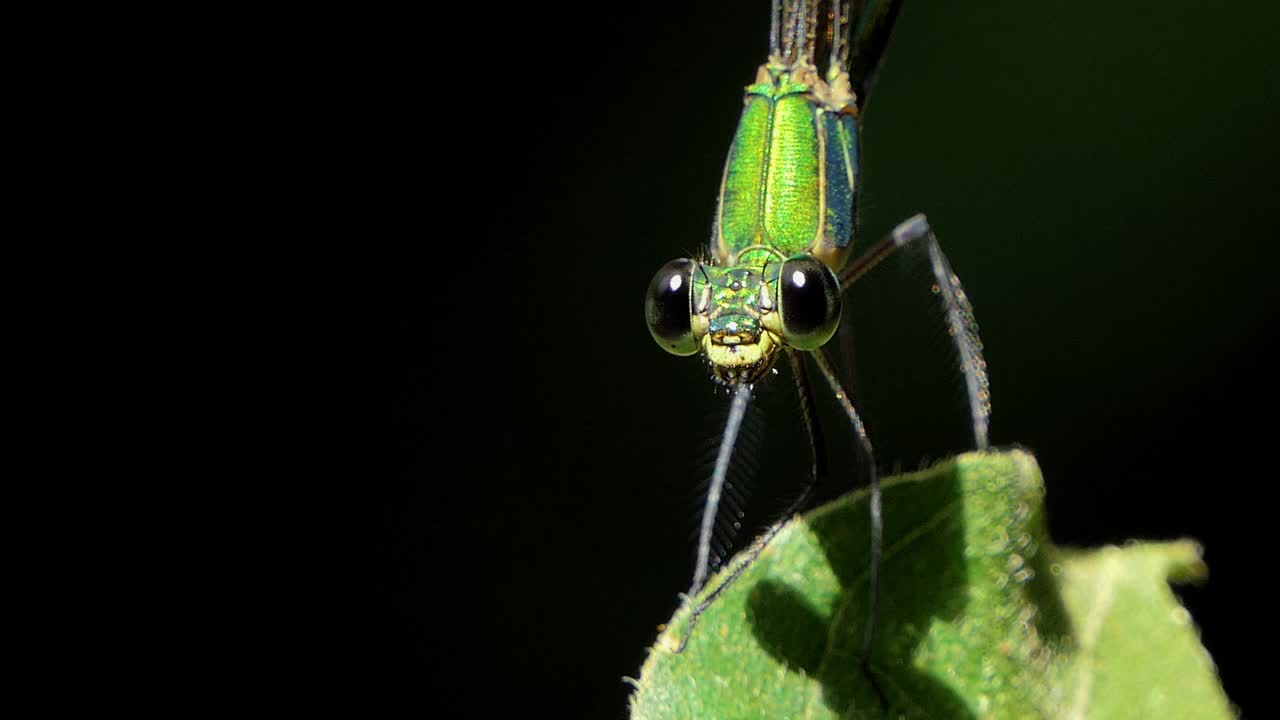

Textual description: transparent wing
[848,0,907,105]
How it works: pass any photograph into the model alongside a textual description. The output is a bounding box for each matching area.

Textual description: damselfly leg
[675,216,990,670]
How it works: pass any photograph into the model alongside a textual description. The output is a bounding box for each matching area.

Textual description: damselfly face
[645,252,842,384]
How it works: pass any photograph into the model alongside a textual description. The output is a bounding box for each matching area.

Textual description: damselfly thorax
[647,55,862,384]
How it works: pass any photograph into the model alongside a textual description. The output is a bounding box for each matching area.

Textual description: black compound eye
[645,259,700,356]
[778,255,841,350]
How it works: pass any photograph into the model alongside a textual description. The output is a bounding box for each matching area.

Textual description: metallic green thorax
[714,62,860,270]
[690,61,861,382]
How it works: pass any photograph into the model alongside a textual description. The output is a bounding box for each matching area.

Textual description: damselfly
[643,0,991,659]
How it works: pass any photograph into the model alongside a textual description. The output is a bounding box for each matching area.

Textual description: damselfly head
[645,253,842,385]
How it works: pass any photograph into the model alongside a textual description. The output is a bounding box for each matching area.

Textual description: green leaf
[628,450,1232,719]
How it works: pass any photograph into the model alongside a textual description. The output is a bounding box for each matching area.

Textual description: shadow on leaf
[747,460,976,718]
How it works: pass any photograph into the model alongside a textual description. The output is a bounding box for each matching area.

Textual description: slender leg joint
[891,213,930,247]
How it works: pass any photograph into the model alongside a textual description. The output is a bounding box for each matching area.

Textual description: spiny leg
[770,0,782,58]
[809,348,882,672]
[674,351,827,654]
[780,0,799,62]
[839,214,991,449]
[779,0,822,66]
[690,383,753,596]
[786,348,827,514]
[828,0,852,77]
[802,0,820,64]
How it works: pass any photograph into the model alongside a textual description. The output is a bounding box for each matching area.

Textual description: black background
[297,2,1276,717]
